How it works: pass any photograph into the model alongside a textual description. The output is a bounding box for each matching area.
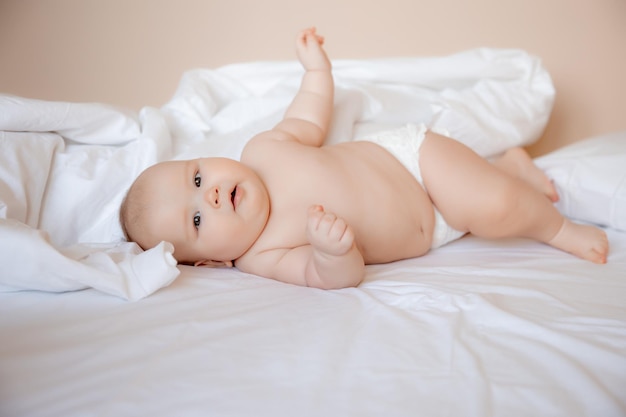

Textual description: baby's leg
[419,132,608,263]
[492,147,559,202]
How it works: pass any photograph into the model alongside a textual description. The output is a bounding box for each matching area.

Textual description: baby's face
[137,157,270,265]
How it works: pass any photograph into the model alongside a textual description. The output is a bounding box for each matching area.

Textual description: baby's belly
[357,202,435,264]
[333,143,436,263]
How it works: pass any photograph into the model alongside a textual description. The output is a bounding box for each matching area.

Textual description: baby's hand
[296,27,331,71]
[307,205,355,256]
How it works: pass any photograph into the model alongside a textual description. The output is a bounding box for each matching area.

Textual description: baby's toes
[590,234,609,264]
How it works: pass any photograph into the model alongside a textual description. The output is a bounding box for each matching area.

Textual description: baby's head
[120,157,270,266]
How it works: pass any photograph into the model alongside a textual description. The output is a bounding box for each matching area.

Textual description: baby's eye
[193,212,201,229]
[194,172,201,188]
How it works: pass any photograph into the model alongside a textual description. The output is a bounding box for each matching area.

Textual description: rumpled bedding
[0,48,555,300]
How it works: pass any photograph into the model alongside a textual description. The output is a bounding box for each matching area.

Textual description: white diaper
[430,209,466,249]
[361,123,466,249]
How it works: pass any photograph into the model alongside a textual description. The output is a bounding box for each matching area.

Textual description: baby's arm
[273,27,334,147]
[237,205,365,289]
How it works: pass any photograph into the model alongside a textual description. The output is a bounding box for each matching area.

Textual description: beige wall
[1,0,624,155]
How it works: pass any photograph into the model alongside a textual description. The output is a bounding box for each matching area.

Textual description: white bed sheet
[1,229,624,417]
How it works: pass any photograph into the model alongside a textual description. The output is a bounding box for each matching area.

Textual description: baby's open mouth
[231,186,237,207]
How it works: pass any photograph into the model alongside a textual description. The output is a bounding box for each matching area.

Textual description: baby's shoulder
[244,130,298,150]
[242,130,317,163]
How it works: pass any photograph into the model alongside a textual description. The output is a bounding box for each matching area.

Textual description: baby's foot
[498,147,560,202]
[548,219,609,263]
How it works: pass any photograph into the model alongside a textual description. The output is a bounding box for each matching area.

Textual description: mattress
[1,48,625,416]
[1,229,625,416]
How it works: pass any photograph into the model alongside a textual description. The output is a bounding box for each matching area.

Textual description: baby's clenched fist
[306,205,355,256]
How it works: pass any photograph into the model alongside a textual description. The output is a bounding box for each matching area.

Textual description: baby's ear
[194,259,234,268]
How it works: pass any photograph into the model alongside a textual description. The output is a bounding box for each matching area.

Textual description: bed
[1,49,625,417]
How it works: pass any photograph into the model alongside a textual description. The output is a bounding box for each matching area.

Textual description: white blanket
[0,48,555,300]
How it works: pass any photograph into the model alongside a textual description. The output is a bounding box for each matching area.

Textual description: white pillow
[0,94,140,144]
[535,130,626,232]
[0,131,61,228]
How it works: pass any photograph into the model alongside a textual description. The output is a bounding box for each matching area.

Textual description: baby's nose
[205,186,221,208]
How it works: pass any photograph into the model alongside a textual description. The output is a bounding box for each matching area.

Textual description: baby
[120,27,609,289]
